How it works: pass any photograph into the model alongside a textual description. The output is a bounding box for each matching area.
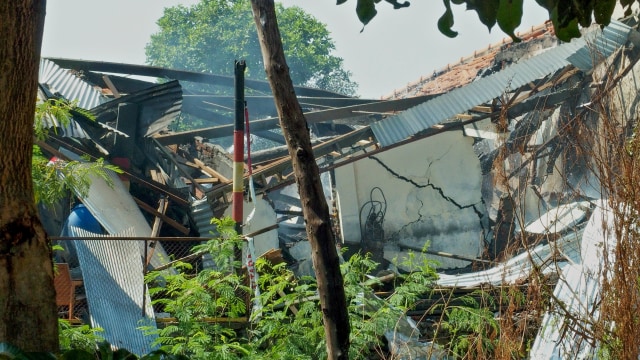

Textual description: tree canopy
[347,0,636,42]
[145,0,357,96]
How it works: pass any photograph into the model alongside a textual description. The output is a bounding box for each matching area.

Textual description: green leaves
[497,0,524,42]
[463,0,500,31]
[356,0,378,26]
[344,0,629,42]
[148,0,357,96]
[439,0,523,41]
[438,0,458,38]
[594,0,617,25]
[340,0,410,29]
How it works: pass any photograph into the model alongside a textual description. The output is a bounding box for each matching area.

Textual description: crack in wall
[369,155,487,235]
[388,198,425,242]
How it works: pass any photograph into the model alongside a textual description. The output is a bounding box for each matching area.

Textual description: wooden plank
[471,105,493,113]
[193,158,230,183]
[184,178,220,184]
[134,197,190,235]
[102,75,121,98]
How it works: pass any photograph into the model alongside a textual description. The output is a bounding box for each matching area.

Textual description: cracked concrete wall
[335,130,488,269]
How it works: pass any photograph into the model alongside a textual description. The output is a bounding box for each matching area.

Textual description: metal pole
[232,60,247,235]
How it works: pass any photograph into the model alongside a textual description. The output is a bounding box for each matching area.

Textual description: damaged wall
[335,130,488,269]
[223,197,279,259]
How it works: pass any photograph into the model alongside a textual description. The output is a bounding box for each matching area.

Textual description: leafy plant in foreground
[142,217,250,359]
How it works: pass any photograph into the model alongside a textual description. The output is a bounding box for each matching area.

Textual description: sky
[41,1,549,99]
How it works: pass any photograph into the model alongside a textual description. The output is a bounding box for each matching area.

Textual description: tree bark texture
[250,1,351,359]
[0,0,59,352]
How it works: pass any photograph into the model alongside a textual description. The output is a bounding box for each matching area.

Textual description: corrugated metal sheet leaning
[71,226,158,356]
[529,200,616,359]
[72,167,171,270]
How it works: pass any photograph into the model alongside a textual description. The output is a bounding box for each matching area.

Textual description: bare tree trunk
[250,1,350,358]
[0,0,59,352]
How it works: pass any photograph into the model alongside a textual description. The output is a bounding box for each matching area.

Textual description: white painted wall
[224,196,279,259]
[335,130,488,269]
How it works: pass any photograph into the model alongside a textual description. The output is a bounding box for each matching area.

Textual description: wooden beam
[193,158,230,182]
[183,178,220,184]
[134,197,190,235]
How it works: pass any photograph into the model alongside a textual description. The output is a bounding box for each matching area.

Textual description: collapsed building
[37,10,640,358]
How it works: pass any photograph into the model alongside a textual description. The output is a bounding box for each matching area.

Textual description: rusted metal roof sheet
[71,226,157,355]
[371,21,631,147]
[39,59,107,110]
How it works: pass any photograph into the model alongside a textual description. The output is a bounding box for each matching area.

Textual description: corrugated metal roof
[89,80,182,137]
[39,59,107,110]
[36,87,93,140]
[436,201,588,288]
[72,226,158,356]
[529,264,600,359]
[524,201,591,234]
[568,20,632,71]
[191,198,217,237]
[371,21,631,147]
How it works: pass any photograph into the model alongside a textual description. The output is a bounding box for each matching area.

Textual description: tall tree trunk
[0,0,59,352]
[249,1,350,359]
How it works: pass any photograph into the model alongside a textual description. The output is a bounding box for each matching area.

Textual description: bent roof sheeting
[72,166,170,269]
[39,59,107,110]
[371,21,632,147]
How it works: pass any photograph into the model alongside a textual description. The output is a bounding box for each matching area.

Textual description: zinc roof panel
[372,21,630,147]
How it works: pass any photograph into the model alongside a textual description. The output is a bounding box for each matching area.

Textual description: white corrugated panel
[72,167,170,270]
[529,200,617,359]
[436,227,582,288]
[39,58,107,110]
[524,201,591,234]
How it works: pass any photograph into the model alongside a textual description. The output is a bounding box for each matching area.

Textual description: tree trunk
[0,0,59,352]
[249,1,350,359]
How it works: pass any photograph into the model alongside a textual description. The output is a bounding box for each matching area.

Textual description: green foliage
[343,252,403,359]
[250,249,440,359]
[0,341,190,360]
[146,0,357,96]
[440,291,500,359]
[344,0,636,42]
[32,97,123,207]
[143,218,444,359]
[388,248,439,309]
[250,259,324,359]
[31,147,122,207]
[142,217,250,359]
[58,319,104,353]
[34,98,94,141]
